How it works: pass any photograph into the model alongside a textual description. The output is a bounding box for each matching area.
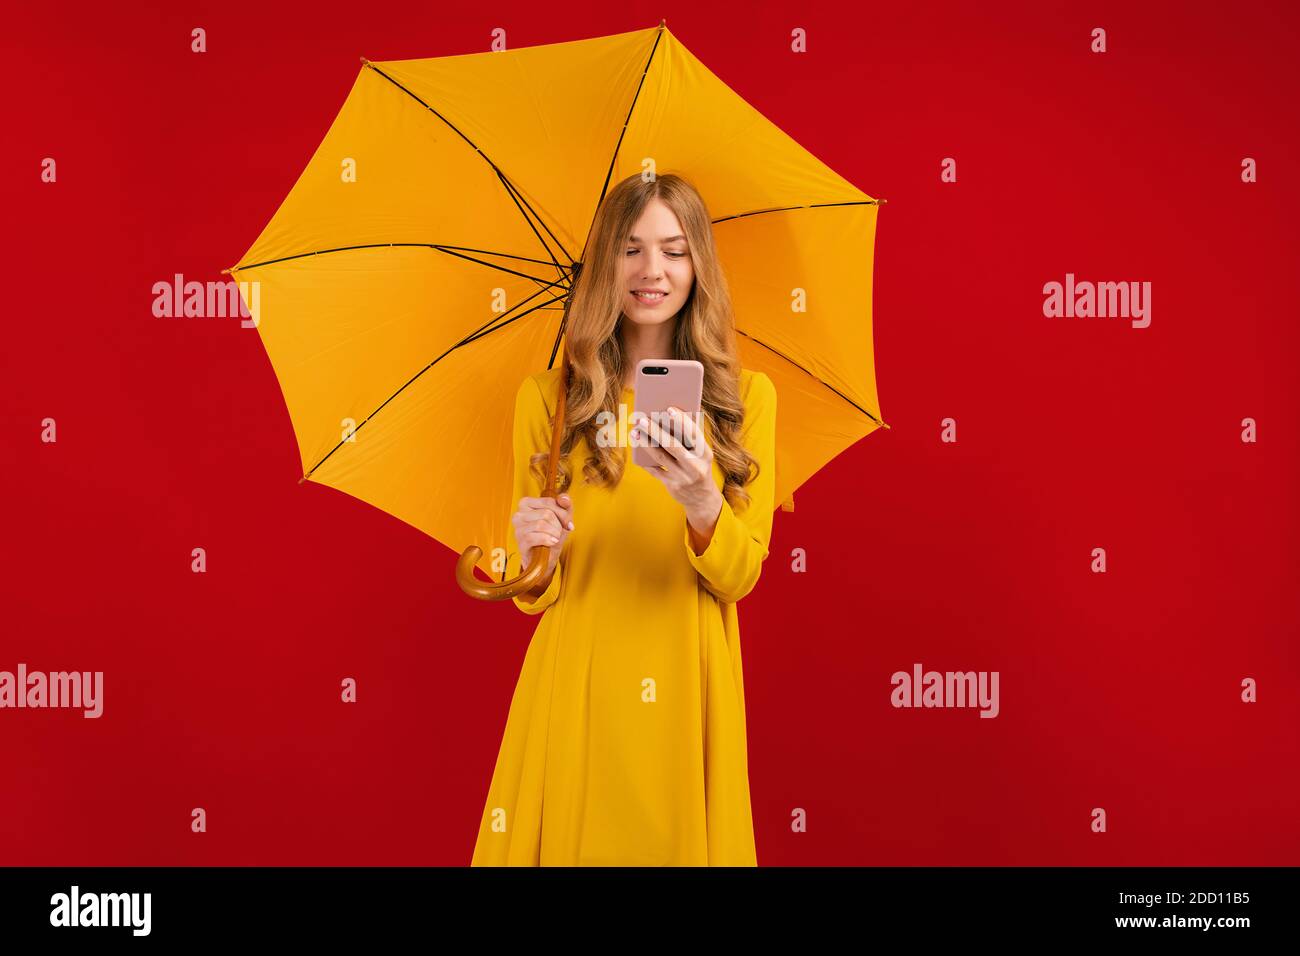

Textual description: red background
[5,0,1297,865]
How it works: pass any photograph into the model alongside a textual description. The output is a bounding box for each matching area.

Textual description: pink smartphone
[631,358,704,469]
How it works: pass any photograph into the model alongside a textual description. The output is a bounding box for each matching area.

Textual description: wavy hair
[530,172,760,511]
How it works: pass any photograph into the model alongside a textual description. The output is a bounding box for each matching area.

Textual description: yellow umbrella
[226,21,888,600]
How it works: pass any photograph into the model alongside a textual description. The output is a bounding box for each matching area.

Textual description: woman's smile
[631,289,670,307]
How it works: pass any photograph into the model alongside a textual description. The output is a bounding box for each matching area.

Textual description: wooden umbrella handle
[455,347,571,601]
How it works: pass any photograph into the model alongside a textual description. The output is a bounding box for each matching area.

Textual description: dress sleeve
[682,371,778,604]
[506,375,565,616]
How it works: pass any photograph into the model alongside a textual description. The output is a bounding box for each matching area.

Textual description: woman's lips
[632,290,668,305]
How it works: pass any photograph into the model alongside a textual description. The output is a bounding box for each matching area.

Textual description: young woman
[471,172,778,866]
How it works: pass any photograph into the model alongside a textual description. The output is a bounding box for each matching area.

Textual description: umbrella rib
[231,241,571,296]
[734,328,888,429]
[300,289,571,482]
[361,60,575,269]
[712,199,881,225]
[230,242,564,277]
[457,288,572,348]
[581,23,668,266]
[442,244,563,268]
[435,245,570,290]
[715,200,888,425]
[492,167,573,270]
[455,277,573,342]
[551,25,666,369]
[462,273,574,335]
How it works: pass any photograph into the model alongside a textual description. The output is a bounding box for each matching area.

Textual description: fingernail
[567,520,574,531]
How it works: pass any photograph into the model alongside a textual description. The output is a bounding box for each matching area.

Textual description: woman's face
[621,198,695,326]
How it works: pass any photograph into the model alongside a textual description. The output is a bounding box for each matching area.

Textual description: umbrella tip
[298,473,308,484]
[659,18,666,26]
[220,266,233,275]
[360,55,371,65]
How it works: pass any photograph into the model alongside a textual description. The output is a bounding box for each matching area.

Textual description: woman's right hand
[513,493,574,577]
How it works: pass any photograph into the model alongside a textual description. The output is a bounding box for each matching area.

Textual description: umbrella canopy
[228,21,887,585]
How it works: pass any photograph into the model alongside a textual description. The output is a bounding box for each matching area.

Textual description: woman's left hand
[631,406,724,532]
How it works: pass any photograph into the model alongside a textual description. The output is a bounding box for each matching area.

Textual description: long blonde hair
[531,172,760,511]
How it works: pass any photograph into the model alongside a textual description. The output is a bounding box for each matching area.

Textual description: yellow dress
[471,364,778,866]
